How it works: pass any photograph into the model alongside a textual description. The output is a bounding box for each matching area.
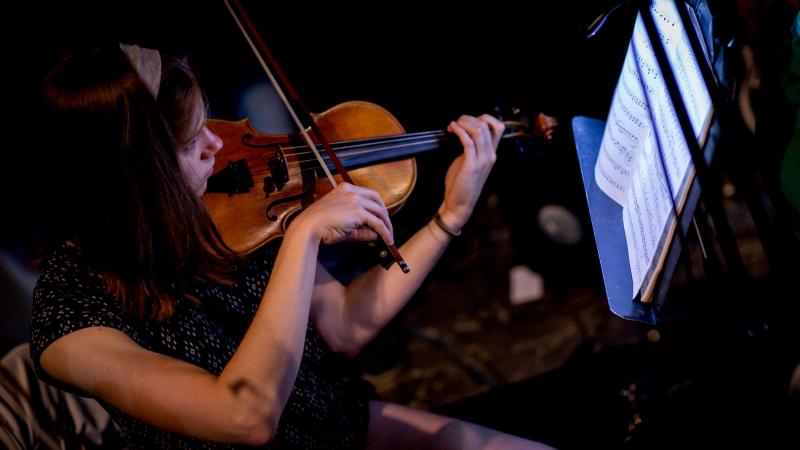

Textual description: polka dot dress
[30,241,372,449]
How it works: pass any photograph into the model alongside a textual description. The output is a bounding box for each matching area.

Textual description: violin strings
[277,129,446,151]
[276,130,448,159]
[284,137,449,169]
[243,136,447,176]
[239,134,449,173]
[210,131,451,188]
[225,130,442,161]
[287,133,447,162]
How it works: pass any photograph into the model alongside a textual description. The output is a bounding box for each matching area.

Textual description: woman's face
[177,120,223,196]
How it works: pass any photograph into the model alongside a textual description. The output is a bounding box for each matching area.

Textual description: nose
[201,126,223,160]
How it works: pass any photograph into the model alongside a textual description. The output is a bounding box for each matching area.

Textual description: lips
[204,158,216,179]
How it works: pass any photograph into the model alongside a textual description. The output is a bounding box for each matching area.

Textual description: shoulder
[35,241,101,290]
[32,242,115,318]
[30,243,139,392]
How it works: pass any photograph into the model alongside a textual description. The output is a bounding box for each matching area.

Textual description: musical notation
[596,0,713,299]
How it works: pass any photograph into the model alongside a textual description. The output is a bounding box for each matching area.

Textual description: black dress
[30,241,372,449]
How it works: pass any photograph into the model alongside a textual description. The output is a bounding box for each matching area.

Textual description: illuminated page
[595,37,653,206]
[623,131,683,300]
[651,0,713,145]
[622,1,712,300]
[596,0,713,300]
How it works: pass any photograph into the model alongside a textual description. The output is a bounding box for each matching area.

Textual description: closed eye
[180,138,199,153]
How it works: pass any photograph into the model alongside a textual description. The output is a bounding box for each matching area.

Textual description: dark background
[4,1,800,448]
[5,0,632,273]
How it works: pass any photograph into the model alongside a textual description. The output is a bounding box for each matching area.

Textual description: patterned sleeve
[29,246,138,396]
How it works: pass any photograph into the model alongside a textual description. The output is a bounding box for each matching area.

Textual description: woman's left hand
[438,114,505,231]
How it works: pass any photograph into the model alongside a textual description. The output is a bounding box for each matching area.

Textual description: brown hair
[42,46,240,321]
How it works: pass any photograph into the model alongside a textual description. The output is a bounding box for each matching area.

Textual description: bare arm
[311,114,505,355]
[41,327,272,444]
[40,184,396,445]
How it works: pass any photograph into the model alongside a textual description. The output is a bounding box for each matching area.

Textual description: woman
[31,44,554,449]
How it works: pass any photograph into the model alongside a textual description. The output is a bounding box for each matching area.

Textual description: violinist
[30,44,555,449]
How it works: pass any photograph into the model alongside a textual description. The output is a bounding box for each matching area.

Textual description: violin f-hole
[264,186,313,222]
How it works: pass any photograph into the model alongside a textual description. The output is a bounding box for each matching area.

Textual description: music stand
[573,0,732,323]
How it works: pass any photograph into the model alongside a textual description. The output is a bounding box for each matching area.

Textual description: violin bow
[223,0,410,273]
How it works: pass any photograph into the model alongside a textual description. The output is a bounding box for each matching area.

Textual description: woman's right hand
[290,183,394,246]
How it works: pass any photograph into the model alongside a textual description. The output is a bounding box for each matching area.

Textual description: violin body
[203,101,417,254]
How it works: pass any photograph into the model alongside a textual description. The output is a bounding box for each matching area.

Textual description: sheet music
[594,40,652,206]
[595,0,713,299]
[623,131,678,298]
[651,0,713,141]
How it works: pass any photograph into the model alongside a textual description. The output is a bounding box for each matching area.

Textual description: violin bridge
[269,147,290,191]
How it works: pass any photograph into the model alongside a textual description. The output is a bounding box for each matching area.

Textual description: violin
[210,0,532,266]
[202,101,532,254]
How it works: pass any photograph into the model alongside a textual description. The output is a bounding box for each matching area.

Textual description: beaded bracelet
[432,212,462,237]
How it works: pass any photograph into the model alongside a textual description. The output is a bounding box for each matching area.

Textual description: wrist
[432,208,463,238]
[437,207,466,233]
[285,216,322,245]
